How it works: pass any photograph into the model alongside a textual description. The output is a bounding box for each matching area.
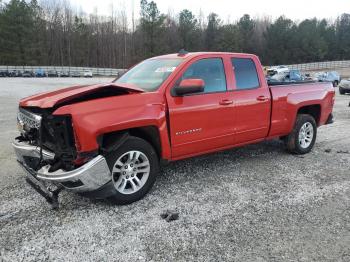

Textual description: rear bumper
[12,139,111,193]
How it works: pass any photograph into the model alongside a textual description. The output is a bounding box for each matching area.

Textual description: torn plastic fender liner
[99,132,129,154]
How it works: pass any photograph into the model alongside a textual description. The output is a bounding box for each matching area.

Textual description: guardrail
[278,60,350,71]
[0,66,126,76]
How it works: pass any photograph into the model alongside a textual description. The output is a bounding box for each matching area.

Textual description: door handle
[219,99,233,105]
[257,96,269,101]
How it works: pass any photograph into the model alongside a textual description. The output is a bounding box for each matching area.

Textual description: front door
[166,57,235,159]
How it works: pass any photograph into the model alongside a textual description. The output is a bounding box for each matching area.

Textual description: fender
[53,92,172,160]
[268,82,333,137]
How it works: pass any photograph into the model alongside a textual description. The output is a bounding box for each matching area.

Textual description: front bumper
[12,139,111,193]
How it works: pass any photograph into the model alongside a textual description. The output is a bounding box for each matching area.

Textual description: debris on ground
[336,150,349,154]
[160,210,179,222]
[324,149,332,153]
[0,211,19,222]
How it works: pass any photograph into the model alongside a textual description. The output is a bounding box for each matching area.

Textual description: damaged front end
[13,107,111,208]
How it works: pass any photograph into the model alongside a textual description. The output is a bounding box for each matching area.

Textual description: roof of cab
[150,52,258,60]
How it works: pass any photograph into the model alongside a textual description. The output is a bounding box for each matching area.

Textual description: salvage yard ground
[0,78,349,261]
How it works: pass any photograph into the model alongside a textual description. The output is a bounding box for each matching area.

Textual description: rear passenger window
[182,58,226,93]
[232,58,260,90]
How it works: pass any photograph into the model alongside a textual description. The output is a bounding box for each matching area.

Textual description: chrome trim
[17,108,42,130]
[37,155,111,192]
[12,139,55,163]
[13,139,111,193]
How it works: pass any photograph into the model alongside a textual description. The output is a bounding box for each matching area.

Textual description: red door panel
[233,88,271,143]
[167,92,235,158]
[165,56,236,159]
[230,56,271,144]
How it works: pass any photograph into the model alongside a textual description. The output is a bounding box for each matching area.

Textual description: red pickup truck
[13,52,335,206]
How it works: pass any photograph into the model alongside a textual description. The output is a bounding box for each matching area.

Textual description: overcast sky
[70,0,349,22]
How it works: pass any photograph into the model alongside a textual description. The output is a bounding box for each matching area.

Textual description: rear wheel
[339,87,345,95]
[285,114,317,154]
[105,136,159,204]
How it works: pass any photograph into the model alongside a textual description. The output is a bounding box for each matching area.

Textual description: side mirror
[173,79,205,96]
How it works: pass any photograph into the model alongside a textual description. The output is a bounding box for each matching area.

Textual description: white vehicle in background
[338,78,350,95]
[83,70,93,78]
[314,71,340,87]
[266,65,289,76]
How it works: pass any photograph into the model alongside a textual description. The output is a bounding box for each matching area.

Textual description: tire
[104,136,159,205]
[339,87,345,95]
[333,80,338,87]
[285,114,317,154]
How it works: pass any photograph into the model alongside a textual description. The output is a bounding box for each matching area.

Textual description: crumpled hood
[19,82,144,108]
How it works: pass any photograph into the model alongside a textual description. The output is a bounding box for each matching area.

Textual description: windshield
[114,58,182,91]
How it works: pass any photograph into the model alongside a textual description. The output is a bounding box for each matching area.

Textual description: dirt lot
[0,78,349,261]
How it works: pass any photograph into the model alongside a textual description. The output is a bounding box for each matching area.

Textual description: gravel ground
[0,78,349,261]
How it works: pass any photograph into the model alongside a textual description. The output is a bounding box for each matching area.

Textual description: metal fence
[280,60,350,71]
[2,60,350,76]
[0,65,126,76]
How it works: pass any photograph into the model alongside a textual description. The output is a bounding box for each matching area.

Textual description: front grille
[18,108,42,130]
[18,107,77,169]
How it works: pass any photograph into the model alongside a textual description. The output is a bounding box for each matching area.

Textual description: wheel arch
[297,104,321,125]
[98,126,162,159]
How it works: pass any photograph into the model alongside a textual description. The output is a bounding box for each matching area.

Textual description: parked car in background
[35,69,46,77]
[0,70,9,77]
[71,71,80,77]
[315,71,340,87]
[338,78,350,94]
[267,69,304,83]
[83,70,93,78]
[59,71,70,77]
[10,70,22,77]
[22,71,34,77]
[303,73,314,81]
[266,65,289,76]
[47,70,58,77]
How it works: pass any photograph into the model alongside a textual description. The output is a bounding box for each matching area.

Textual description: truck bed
[268,81,335,138]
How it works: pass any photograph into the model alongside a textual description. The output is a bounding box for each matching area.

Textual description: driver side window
[182,58,227,93]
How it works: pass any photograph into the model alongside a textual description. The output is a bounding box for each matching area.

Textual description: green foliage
[237,14,254,53]
[293,19,328,62]
[0,0,350,67]
[217,24,242,52]
[336,14,350,59]
[0,0,41,65]
[205,13,221,50]
[178,9,198,50]
[265,16,296,64]
[139,0,165,56]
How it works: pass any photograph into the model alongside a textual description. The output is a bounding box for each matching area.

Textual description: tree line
[0,0,350,68]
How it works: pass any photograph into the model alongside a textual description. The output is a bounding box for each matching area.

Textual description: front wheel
[105,136,159,204]
[339,87,345,95]
[285,114,317,154]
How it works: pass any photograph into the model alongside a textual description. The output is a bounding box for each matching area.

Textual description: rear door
[166,56,236,159]
[230,56,271,144]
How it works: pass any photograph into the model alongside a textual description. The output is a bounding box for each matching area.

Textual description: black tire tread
[104,136,159,205]
[285,114,317,155]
